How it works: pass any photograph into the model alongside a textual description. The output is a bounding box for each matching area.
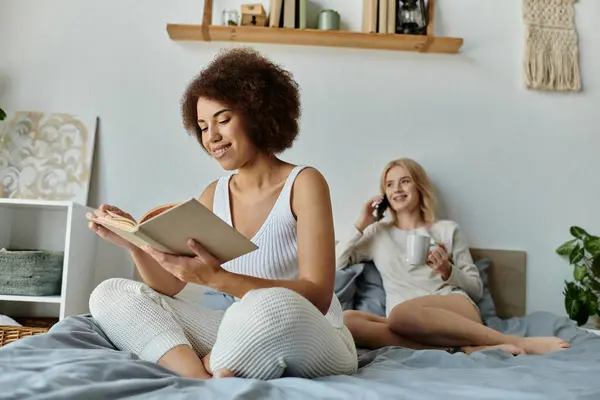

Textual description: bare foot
[515,337,571,355]
[158,344,212,379]
[213,368,235,378]
[201,352,235,379]
[462,344,525,356]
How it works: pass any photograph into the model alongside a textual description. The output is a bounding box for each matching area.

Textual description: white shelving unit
[0,198,133,320]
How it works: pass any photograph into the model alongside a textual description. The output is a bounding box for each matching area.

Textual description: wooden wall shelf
[167,24,463,54]
[167,0,463,54]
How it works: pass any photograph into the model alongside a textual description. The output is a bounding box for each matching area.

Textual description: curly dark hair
[181,47,301,154]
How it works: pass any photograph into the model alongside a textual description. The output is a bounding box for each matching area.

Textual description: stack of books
[268,0,308,29]
[362,0,398,34]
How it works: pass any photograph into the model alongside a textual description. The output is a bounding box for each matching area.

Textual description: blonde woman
[336,158,570,355]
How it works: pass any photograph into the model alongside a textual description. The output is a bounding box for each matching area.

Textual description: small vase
[583,314,600,329]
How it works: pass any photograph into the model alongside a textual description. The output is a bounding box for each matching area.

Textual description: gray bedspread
[1,312,599,400]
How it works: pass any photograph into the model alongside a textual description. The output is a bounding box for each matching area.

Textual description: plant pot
[583,314,600,330]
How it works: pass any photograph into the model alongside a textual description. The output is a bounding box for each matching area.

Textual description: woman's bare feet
[462,344,525,356]
[514,337,571,355]
[213,368,235,378]
[158,345,212,379]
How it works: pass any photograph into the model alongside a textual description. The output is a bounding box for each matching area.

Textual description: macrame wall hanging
[523,0,582,92]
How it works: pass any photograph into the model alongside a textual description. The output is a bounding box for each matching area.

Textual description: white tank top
[212,165,344,327]
[213,165,306,280]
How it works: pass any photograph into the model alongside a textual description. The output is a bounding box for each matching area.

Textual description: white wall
[1,0,598,315]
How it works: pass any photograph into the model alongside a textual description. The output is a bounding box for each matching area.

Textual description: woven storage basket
[0,249,64,296]
[0,317,58,347]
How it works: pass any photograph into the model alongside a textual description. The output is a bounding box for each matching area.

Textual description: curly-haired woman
[86,48,357,380]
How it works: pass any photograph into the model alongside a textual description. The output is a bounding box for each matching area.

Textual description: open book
[95,198,258,262]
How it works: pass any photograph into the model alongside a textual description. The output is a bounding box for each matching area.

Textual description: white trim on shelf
[0,198,73,208]
[0,294,62,303]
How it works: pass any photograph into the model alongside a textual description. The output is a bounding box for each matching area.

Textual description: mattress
[0,311,599,399]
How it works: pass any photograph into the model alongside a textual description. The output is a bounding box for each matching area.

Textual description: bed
[1,249,599,399]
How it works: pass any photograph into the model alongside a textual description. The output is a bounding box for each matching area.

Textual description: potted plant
[556,226,600,327]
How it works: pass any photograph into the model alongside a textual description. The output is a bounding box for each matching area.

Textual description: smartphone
[375,197,389,220]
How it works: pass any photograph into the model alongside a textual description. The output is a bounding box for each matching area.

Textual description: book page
[96,211,137,231]
[139,203,179,224]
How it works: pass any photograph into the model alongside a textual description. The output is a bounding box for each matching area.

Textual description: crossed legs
[90,278,358,380]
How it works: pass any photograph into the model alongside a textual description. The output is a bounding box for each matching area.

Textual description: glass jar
[222,9,240,26]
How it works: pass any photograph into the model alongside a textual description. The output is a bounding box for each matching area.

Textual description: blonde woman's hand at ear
[355,195,384,233]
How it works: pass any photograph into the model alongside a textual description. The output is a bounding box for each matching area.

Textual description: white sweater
[335,220,483,316]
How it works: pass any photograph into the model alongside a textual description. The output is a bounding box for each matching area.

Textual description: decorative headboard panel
[470,248,527,319]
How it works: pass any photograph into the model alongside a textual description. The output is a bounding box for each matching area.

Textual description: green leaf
[570,244,584,265]
[564,281,580,314]
[586,276,600,293]
[556,239,577,256]
[564,281,592,326]
[585,236,600,258]
[574,265,587,281]
[585,290,599,316]
[0,108,6,121]
[571,226,589,240]
[592,254,600,276]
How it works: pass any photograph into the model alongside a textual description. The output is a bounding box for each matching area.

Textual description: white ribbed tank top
[212,165,344,327]
[213,165,306,280]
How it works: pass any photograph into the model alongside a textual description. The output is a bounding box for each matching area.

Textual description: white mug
[406,234,436,265]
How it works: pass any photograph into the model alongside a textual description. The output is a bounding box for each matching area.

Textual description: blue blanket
[1,312,599,399]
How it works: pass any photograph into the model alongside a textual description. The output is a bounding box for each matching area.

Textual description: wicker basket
[0,249,64,296]
[0,317,58,347]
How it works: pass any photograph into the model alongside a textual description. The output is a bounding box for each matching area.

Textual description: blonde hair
[380,158,437,224]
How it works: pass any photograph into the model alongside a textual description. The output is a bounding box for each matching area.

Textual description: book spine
[378,0,388,34]
[362,0,378,33]
[283,0,295,28]
[269,0,283,27]
[298,0,306,29]
[387,0,397,34]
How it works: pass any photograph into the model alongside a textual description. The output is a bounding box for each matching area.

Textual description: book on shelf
[282,0,296,28]
[298,0,307,29]
[364,0,398,34]
[269,0,283,27]
[362,0,378,33]
[387,0,397,34]
[378,0,388,33]
[95,198,258,262]
[269,0,307,29]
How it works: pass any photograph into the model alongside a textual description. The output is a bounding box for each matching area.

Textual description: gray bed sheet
[1,312,599,400]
